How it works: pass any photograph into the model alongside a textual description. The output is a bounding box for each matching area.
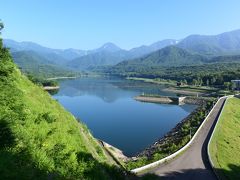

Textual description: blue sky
[1,0,240,50]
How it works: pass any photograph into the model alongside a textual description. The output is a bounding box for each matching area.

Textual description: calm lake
[53,77,196,156]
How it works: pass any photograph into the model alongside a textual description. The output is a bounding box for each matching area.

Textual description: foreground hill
[0,39,124,179]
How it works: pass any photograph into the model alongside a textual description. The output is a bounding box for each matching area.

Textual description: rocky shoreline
[135,97,215,159]
[96,95,215,168]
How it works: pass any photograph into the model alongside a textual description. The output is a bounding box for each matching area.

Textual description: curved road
[139,97,227,180]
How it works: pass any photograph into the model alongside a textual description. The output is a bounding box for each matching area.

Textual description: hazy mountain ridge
[4,38,179,70]
[67,50,129,70]
[4,39,84,62]
[128,39,178,58]
[177,29,240,55]
[4,28,240,70]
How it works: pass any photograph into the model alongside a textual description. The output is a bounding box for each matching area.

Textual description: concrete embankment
[134,96,175,104]
[135,95,208,105]
[98,139,129,168]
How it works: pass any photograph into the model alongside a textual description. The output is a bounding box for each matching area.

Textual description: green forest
[106,62,240,89]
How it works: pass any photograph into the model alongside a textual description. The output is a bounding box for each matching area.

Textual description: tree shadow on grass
[0,147,132,179]
[0,119,52,179]
[0,119,132,179]
[0,119,15,149]
[0,147,132,180]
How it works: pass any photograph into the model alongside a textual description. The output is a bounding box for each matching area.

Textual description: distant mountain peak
[97,42,122,52]
[150,39,178,50]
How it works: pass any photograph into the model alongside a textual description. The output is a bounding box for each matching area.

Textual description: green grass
[209,97,240,180]
[0,42,125,179]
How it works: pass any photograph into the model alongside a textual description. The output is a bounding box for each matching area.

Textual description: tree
[0,20,3,48]
[206,79,209,86]
[183,79,188,85]
[211,77,216,85]
[224,82,231,91]
[231,82,236,91]
[192,79,198,86]
[0,20,3,33]
[198,78,203,86]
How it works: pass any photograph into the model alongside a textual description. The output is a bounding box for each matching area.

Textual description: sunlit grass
[209,97,240,179]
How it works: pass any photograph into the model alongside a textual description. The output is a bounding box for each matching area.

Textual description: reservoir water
[53,77,196,156]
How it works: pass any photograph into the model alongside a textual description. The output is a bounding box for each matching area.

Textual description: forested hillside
[11,50,79,78]
[116,46,206,67]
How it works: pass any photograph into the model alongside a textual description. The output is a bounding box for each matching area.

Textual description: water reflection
[56,77,175,103]
[53,77,196,156]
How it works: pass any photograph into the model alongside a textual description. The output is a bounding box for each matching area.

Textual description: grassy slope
[0,45,124,179]
[209,97,240,179]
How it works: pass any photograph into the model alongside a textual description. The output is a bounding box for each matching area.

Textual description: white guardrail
[131,96,228,174]
[207,95,233,179]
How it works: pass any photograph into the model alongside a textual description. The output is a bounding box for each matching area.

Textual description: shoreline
[135,97,213,158]
[98,140,129,164]
[127,77,215,96]
[103,95,215,169]
[127,77,176,86]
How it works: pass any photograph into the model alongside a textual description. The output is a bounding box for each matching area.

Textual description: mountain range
[3,38,179,70]
[177,29,240,56]
[3,28,240,72]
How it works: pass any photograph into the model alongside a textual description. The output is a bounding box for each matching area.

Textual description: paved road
[140,97,227,180]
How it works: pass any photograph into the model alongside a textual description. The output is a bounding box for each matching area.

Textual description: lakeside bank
[101,93,216,171]
[125,95,216,170]
[127,77,217,96]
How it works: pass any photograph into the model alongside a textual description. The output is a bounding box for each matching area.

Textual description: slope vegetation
[209,97,240,180]
[0,39,124,179]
